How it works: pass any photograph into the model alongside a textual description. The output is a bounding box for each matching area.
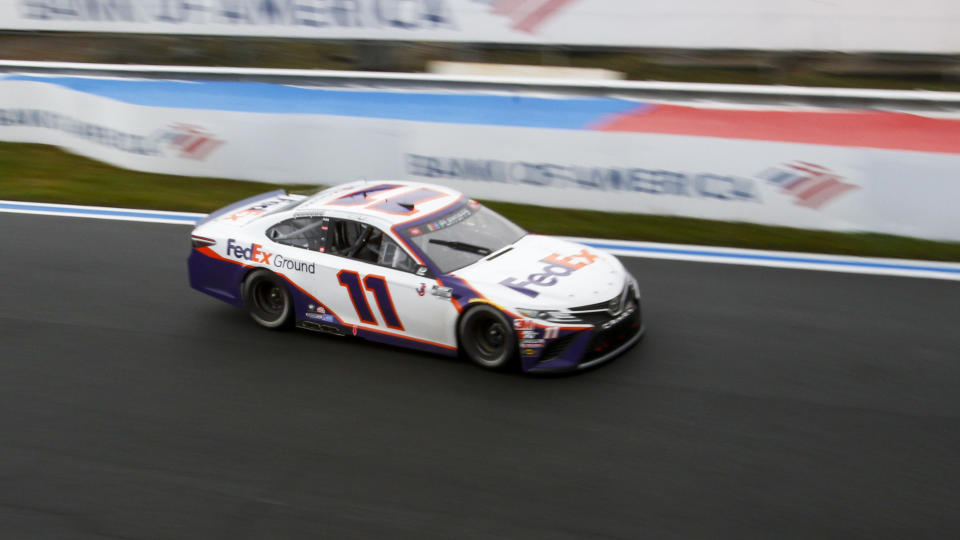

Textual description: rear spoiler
[194,190,287,227]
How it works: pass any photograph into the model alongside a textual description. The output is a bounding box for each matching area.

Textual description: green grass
[0,143,313,213]
[2,143,959,262]
[3,33,960,92]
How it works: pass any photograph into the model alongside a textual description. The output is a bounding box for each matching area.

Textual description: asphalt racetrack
[2,212,959,539]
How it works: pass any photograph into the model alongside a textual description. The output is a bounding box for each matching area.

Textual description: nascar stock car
[188,181,644,372]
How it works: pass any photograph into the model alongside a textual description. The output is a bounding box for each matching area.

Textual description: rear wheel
[458,305,517,370]
[243,270,292,329]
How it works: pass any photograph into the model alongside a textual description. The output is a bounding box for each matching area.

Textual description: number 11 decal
[337,270,405,331]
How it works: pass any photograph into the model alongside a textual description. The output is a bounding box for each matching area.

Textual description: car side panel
[308,255,459,350]
[236,229,461,353]
[187,247,248,307]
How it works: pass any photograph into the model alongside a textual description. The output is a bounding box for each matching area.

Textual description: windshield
[400,201,526,273]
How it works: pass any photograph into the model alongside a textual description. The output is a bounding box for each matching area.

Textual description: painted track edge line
[561,236,960,269]
[560,236,960,281]
[0,200,205,222]
[0,207,197,225]
[2,201,958,280]
[588,247,960,281]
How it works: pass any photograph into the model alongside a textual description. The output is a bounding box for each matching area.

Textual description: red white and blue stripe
[6,74,960,155]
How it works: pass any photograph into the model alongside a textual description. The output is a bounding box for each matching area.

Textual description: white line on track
[0,200,204,225]
[3,200,959,281]
[560,237,960,282]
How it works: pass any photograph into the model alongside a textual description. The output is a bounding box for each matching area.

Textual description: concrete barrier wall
[2,0,960,52]
[1,72,959,241]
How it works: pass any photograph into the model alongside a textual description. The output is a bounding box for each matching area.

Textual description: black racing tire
[242,270,293,330]
[458,305,517,370]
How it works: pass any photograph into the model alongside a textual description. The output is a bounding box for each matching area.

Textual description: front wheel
[458,305,517,370]
[242,270,292,329]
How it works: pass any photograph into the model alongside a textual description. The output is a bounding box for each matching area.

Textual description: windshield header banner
[2,0,959,51]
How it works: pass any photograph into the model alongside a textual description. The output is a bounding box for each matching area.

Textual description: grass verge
[2,143,958,262]
[4,34,960,92]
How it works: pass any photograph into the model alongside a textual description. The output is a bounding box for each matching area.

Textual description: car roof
[292,180,465,228]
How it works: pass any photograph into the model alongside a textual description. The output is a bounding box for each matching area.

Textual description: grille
[539,333,577,363]
[571,282,636,319]
[581,302,642,363]
[571,297,614,312]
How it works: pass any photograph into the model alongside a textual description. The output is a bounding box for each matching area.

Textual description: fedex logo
[500,249,599,298]
[226,238,273,264]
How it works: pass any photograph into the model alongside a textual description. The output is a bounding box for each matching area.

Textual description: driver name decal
[500,248,598,298]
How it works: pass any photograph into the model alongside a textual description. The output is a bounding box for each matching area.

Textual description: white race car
[188,181,643,372]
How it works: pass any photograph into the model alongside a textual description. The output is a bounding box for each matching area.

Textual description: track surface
[2,213,959,539]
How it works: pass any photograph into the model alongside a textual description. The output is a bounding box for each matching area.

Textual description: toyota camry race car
[188,181,644,372]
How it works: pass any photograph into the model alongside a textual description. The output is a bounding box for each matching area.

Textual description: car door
[325,218,458,349]
[263,215,341,322]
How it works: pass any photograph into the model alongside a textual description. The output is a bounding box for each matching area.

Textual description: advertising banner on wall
[1,74,959,241]
[1,0,959,52]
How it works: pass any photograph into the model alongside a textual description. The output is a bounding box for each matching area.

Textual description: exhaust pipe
[297,321,345,336]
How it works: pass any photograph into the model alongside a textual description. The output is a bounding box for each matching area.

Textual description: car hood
[452,235,628,310]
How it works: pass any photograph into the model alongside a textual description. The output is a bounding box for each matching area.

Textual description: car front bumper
[522,301,645,373]
[576,322,645,371]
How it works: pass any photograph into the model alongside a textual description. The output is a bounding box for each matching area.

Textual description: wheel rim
[253,282,286,320]
[469,312,509,364]
[477,319,506,353]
